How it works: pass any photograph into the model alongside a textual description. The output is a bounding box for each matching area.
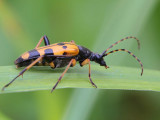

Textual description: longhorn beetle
[2,36,143,92]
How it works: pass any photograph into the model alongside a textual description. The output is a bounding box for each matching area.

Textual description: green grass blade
[0,65,160,94]
[62,89,99,120]
[0,111,11,120]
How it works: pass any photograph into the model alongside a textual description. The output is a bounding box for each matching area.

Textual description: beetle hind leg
[35,35,50,49]
[2,69,27,91]
[2,56,43,91]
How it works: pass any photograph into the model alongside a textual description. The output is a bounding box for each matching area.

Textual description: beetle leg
[80,59,97,88]
[49,61,55,69]
[88,59,97,88]
[2,56,43,91]
[71,59,76,67]
[70,40,76,44]
[80,59,90,66]
[35,35,50,49]
[51,59,75,93]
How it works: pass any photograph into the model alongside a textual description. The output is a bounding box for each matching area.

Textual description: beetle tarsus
[105,66,109,69]
[91,82,97,88]
[2,74,20,91]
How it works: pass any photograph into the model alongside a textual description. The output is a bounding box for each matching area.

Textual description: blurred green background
[0,0,160,120]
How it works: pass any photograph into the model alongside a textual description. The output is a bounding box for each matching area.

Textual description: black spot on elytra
[28,49,40,59]
[62,46,67,49]
[14,56,24,64]
[57,42,65,45]
[44,49,54,55]
[63,52,67,55]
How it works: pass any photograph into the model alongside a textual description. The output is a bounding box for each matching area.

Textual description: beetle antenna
[102,36,140,56]
[103,49,143,76]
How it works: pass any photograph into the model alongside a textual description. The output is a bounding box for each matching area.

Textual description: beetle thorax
[77,46,107,67]
[77,46,93,60]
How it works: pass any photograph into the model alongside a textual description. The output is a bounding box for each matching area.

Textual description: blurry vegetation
[0,0,160,120]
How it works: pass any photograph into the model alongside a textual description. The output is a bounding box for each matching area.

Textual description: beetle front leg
[88,59,97,88]
[80,59,97,88]
[35,35,50,49]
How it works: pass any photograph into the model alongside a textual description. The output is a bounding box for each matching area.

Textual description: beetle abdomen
[53,58,71,68]
[14,49,41,66]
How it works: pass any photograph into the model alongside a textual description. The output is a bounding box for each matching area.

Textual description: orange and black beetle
[2,35,143,92]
